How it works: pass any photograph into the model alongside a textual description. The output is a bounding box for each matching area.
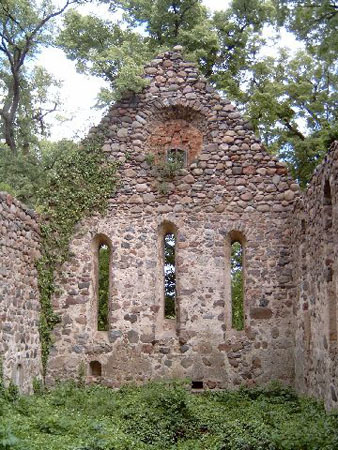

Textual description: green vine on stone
[36,135,118,378]
[145,152,182,194]
[156,159,183,179]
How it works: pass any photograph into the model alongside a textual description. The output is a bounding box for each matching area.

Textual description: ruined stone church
[1,47,337,409]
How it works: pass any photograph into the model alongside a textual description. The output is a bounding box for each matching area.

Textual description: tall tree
[112,0,220,75]
[218,47,338,185]
[0,0,83,154]
[213,0,337,185]
[57,10,151,103]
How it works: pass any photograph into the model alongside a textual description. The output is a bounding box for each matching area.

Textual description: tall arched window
[12,363,23,387]
[93,235,111,332]
[229,231,245,331]
[164,231,177,319]
[231,241,244,330]
[304,310,311,352]
[98,243,110,331]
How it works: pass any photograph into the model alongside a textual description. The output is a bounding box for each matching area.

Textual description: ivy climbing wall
[0,192,42,391]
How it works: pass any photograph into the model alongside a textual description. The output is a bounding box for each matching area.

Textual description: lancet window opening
[230,234,245,331]
[94,235,111,332]
[163,228,177,319]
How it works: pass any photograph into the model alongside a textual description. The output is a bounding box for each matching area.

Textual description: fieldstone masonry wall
[0,47,337,409]
[293,141,338,410]
[0,192,42,392]
[47,48,298,390]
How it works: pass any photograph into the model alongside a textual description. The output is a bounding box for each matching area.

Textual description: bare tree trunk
[1,70,20,154]
[0,0,77,154]
[2,112,17,154]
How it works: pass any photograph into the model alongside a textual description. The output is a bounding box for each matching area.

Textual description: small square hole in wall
[90,360,102,377]
[191,381,204,390]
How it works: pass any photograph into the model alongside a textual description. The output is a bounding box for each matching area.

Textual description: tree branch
[281,118,306,140]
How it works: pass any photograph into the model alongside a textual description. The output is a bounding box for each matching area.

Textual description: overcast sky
[39,0,298,141]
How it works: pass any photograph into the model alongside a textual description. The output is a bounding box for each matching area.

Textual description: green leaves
[231,241,244,331]
[57,0,219,101]
[57,9,151,101]
[98,245,110,331]
[1,0,336,183]
[274,0,338,60]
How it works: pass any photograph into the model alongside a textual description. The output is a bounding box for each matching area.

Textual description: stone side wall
[293,142,338,410]
[0,192,42,391]
[47,48,299,389]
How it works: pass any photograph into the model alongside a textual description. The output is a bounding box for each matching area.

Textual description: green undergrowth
[0,380,337,450]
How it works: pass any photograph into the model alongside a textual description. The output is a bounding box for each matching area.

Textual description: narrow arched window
[231,240,244,331]
[324,179,333,230]
[12,363,23,387]
[97,241,110,331]
[304,311,311,352]
[324,179,332,205]
[164,232,176,319]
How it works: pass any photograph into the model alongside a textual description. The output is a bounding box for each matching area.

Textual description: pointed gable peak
[143,46,206,91]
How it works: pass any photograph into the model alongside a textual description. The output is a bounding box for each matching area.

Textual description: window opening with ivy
[166,148,186,169]
[164,232,176,319]
[98,243,110,331]
[231,241,244,330]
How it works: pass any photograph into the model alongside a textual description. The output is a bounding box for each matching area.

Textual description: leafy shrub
[120,381,193,445]
[4,383,19,403]
[0,425,21,450]
[32,378,44,396]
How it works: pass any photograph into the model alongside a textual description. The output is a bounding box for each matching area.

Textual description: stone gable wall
[0,192,42,392]
[0,48,337,409]
[46,49,299,389]
[293,141,338,410]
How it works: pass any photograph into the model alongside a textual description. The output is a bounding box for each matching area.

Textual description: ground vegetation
[0,379,337,449]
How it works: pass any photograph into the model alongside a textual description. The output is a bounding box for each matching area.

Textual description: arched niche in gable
[145,104,206,166]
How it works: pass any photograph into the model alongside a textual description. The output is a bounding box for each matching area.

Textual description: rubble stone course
[0,192,42,391]
[293,141,338,410]
[0,47,337,409]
